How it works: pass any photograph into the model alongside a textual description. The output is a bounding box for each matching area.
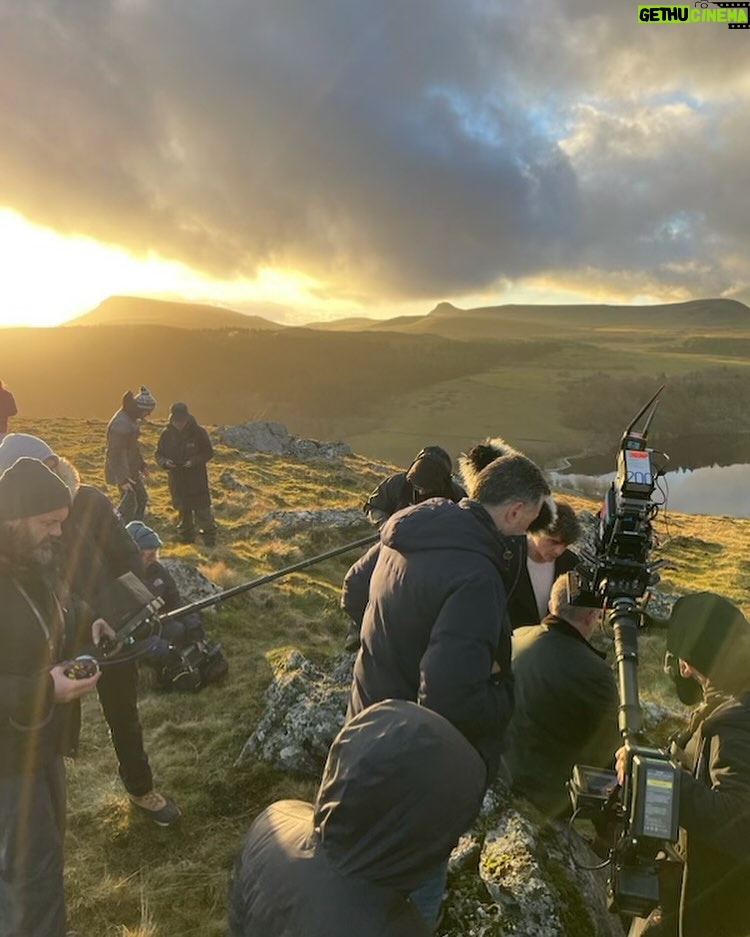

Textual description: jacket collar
[542,614,607,659]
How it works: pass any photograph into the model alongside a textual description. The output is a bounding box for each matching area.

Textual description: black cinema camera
[91,572,166,656]
[567,386,681,918]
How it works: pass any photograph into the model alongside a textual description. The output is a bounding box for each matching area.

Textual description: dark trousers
[117,478,148,524]
[0,758,66,937]
[96,659,153,796]
[177,504,216,543]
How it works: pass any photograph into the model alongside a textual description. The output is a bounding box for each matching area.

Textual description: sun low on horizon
[0,208,359,328]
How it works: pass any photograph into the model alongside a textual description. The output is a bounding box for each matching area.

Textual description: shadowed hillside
[1,325,506,435]
[66,295,284,330]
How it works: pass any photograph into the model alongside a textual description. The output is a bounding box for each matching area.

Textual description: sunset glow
[0,209,352,327]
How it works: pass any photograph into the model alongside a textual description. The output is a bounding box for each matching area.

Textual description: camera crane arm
[159,532,379,622]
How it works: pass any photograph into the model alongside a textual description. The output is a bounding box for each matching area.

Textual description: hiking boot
[129,790,181,827]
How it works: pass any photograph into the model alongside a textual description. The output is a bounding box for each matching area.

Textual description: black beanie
[0,457,72,521]
[667,592,750,691]
[406,452,451,494]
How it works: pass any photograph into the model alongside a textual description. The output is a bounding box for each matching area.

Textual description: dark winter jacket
[228,700,486,937]
[363,472,466,526]
[340,542,381,627]
[105,393,146,486]
[675,689,750,937]
[349,498,516,778]
[506,543,579,629]
[0,558,86,775]
[155,416,213,510]
[503,615,619,817]
[59,484,143,609]
[0,386,17,434]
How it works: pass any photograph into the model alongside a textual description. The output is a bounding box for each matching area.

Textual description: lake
[552,463,750,518]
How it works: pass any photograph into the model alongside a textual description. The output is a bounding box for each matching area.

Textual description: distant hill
[309,298,750,341]
[66,295,284,330]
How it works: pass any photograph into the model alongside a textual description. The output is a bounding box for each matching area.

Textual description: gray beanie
[133,386,156,412]
[126,520,162,550]
[0,434,56,474]
[0,458,71,521]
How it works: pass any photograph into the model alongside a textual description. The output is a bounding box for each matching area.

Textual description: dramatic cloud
[1,0,748,305]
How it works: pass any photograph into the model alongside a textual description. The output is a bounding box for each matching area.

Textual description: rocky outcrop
[216,420,351,460]
[440,789,625,937]
[235,650,353,775]
[257,507,368,532]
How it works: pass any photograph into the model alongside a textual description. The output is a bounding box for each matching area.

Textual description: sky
[1,0,749,327]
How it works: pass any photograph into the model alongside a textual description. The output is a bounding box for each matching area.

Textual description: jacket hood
[314,699,485,890]
[380,497,511,572]
[121,391,141,419]
[169,413,197,430]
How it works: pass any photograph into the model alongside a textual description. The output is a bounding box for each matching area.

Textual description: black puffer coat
[155,416,213,510]
[349,498,516,777]
[228,700,486,937]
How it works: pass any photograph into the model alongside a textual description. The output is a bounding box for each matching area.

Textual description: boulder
[216,420,291,454]
[440,793,625,937]
[236,650,353,775]
[216,420,351,461]
[159,558,223,613]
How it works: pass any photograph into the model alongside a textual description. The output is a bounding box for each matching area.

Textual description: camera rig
[567,386,681,918]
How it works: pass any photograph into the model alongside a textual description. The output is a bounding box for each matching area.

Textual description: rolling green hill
[15,417,750,937]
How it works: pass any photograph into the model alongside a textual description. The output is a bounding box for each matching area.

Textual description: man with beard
[0,434,180,827]
[0,458,106,937]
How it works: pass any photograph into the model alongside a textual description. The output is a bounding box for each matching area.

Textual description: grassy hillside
[13,418,749,936]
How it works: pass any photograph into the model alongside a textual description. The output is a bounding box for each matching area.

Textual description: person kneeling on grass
[126,521,228,691]
[228,699,486,937]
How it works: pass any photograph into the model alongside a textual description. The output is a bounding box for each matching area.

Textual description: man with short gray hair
[349,452,553,774]
[348,452,551,930]
[503,575,618,819]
